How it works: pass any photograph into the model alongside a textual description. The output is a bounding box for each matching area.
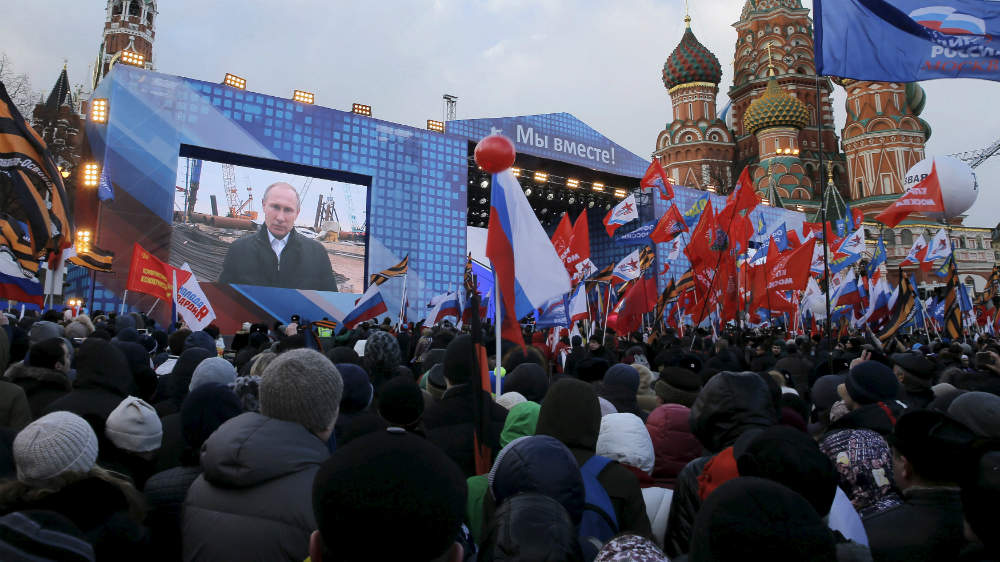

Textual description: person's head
[594,535,668,562]
[597,413,655,475]
[772,344,782,356]
[377,377,425,428]
[499,400,540,449]
[336,363,374,413]
[311,428,467,562]
[249,352,276,378]
[588,336,600,350]
[180,382,244,451]
[962,450,1000,550]
[604,364,641,394]
[260,349,344,440]
[479,493,583,562]
[14,412,98,487]
[261,182,300,239]
[536,378,602,452]
[167,329,191,356]
[818,429,902,516]
[891,410,976,490]
[28,338,70,375]
[947,392,1000,441]
[501,346,550,378]
[689,372,774,453]
[576,357,610,383]
[189,357,237,391]
[501,363,548,403]
[689,477,836,562]
[442,334,475,387]
[891,352,934,390]
[838,361,899,410]
[736,426,838,517]
[490,435,585,526]
[105,397,162,458]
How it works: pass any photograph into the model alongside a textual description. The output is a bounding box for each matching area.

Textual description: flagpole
[603,283,612,337]
[494,268,502,397]
[120,289,128,316]
[399,272,408,325]
[815,74,835,360]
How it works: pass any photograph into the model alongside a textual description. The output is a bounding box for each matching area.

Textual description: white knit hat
[14,412,98,483]
[105,397,163,453]
[496,392,527,410]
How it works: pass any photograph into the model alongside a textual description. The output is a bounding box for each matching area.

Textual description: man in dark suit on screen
[218,182,339,291]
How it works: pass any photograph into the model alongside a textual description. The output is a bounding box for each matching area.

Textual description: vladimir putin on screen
[218,182,338,291]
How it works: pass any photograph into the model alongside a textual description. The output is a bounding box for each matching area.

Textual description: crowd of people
[0,306,998,562]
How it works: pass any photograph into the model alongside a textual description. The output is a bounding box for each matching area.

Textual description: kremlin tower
[94,0,157,88]
[654,15,734,192]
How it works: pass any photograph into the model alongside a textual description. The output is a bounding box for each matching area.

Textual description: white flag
[924,228,952,262]
[175,263,217,332]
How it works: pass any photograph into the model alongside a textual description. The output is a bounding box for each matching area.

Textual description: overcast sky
[6,0,999,228]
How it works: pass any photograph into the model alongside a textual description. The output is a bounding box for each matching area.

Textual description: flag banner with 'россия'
[816,0,1000,82]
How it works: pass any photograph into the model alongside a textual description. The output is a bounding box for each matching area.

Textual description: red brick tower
[93,0,156,87]
[654,15,735,192]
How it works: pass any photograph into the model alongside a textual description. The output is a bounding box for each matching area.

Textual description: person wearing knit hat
[188,357,237,391]
[377,377,425,431]
[689,477,837,562]
[13,412,98,485]
[105,397,162,455]
[576,357,610,383]
[332,363,373,443]
[827,360,907,440]
[947,391,1000,441]
[654,367,702,408]
[495,391,526,410]
[181,348,341,562]
[599,364,648,422]
[503,363,549,403]
[0,510,95,562]
[309,428,468,562]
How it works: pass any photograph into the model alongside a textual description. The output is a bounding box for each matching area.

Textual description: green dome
[662,24,722,90]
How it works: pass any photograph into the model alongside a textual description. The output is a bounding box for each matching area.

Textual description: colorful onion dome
[743,74,811,134]
[662,17,723,90]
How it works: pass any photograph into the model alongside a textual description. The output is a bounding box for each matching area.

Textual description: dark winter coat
[663,372,775,559]
[645,404,703,489]
[750,354,779,372]
[863,487,967,562]
[217,225,339,291]
[0,476,150,560]
[422,384,508,478]
[704,351,741,373]
[154,348,212,418]
[4,363,72,420]
[480,493,585,562]
[598,384,649,423]
[776,355,813,396]
[825,400,909,440]
[181,412,330,562]
[153,413,185,473]
[144,465,202,562]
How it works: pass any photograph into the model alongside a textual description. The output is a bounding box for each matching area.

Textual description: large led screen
[171,156,368,293]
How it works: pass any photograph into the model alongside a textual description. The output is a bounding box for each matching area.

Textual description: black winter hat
[891,352,935,380]
[536,378,602,451]
[576,357,610,383]
[504,364,549,403]
[604,364,640,394]
[660,367,702,392]
[312,428,467,562]
[890,410,976,483]
[442,334,474,385]
[844,361,899,405]
[180,382,243,450]
[736,426,838,516]
[689,477,836,562]
[336,364,373,412]
[676,354,703,373]
[377,377,425,426]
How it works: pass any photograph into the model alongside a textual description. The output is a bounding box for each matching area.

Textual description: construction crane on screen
[221,164,257,220]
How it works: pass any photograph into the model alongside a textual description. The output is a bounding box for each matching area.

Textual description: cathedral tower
[654,15,735,192]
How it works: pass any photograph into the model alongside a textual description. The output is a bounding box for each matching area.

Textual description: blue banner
[615,219,658,246]
[773,222,789,252]
[816,0,1000,82]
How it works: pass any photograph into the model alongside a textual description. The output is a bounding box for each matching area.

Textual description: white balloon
[808,297,827,315]
[902,156,978,220]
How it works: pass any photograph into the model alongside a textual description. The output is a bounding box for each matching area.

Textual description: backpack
[579,455,620,544]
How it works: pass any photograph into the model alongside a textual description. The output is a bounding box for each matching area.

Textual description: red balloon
[474,135,516,174]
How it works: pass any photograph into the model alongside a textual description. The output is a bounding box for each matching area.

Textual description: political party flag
[875,161,946,227]
[900,234,929,267]
[0,81,75,255]
[815,0,1000,83]
[837,227,866,256]
[551,213,574,268]
[755,213,768,237]
[370,253,409,286]
[773,223,790,252]
[487,168,571,348]
[174,263,216,332]
[126,243,191,302]
[97,167,115,201]
[0,252,43,306]
[767,238,817,293]
[649,204,689,244]
[726,166,760,215]
[603,194,639,236]
[611,249,643,284]
[664,236,683,261]
[567,210,591,271]
[924,228,952,263]
[867,232,888,278]
[615,219,658,247]
[535,295,569,329]
[640,160,675,201]
[683,194,711,228]
[343,283,390,329]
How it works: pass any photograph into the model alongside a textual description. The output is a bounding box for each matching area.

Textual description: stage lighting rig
[352,104,372,116]
[293,90,315,104]
[533,171,547,183]
[82,163,100,187]
[566,178,579,188]
[614,188,627,198]
[120,50,145,67]
[427,119,445,133]
[90,99,108,123]
[223,73,246,89]
[592,182,604,192]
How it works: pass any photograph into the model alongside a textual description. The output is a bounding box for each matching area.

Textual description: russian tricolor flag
[486,169,571,347]
[341,283,388,329]
[0,255,43,307]
[428,290,461,325]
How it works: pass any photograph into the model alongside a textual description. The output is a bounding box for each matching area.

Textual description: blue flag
[867,233,888,278]
[773,222,789,252]
[615,219,658,247]
[97,167,115,201]
[816,0,1000,82]
[683,194,710,228]
[755,212,767,236]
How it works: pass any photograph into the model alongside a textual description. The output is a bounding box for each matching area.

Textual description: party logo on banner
[126,243,191,302]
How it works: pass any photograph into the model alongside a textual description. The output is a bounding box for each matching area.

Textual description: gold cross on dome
[766,42,774,69]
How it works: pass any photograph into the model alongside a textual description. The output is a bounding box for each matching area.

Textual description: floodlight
[352,103,372,116]
[91,99,108,123]
[120,50,145,67]
[427,119,445,133]
[566,178,579,188]
[592,182,604,192]
[614,188,627,198]
[82,163,99,187]
[223,73,246,89]
[293,90,315,104]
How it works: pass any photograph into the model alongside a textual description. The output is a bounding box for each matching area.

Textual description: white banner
[175,263,216,332]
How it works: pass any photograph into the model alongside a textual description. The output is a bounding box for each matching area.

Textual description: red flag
[650,203,688,244]
[726,166,760,215]
[685,199,718,269]
[875,161,946,228]
[802,221,824,240]
[567,210,590,272]
[550,213,573,275]
[126,243,191,302]
[786,228,802,250]
[618,275,657,333]
[767,238,818,293]
[640,160,674,201]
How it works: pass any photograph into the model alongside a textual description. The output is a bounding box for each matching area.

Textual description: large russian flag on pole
[341,283,388,329]
[487,169,571,348]
[0,255,43,307]
[428,290,461,325]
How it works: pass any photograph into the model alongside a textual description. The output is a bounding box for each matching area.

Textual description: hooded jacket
[181,412,330,562]
[422,384,508,479]
[645,404,703,489]
[662,372,774,558]
[863,487,967,562]
[535,378,653,539]
[154,348,212,418]
[4,362,72,419]
[596,413,655,476]
[479,493,584,562]
[42,339,133,431]
[825,399,908,441]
